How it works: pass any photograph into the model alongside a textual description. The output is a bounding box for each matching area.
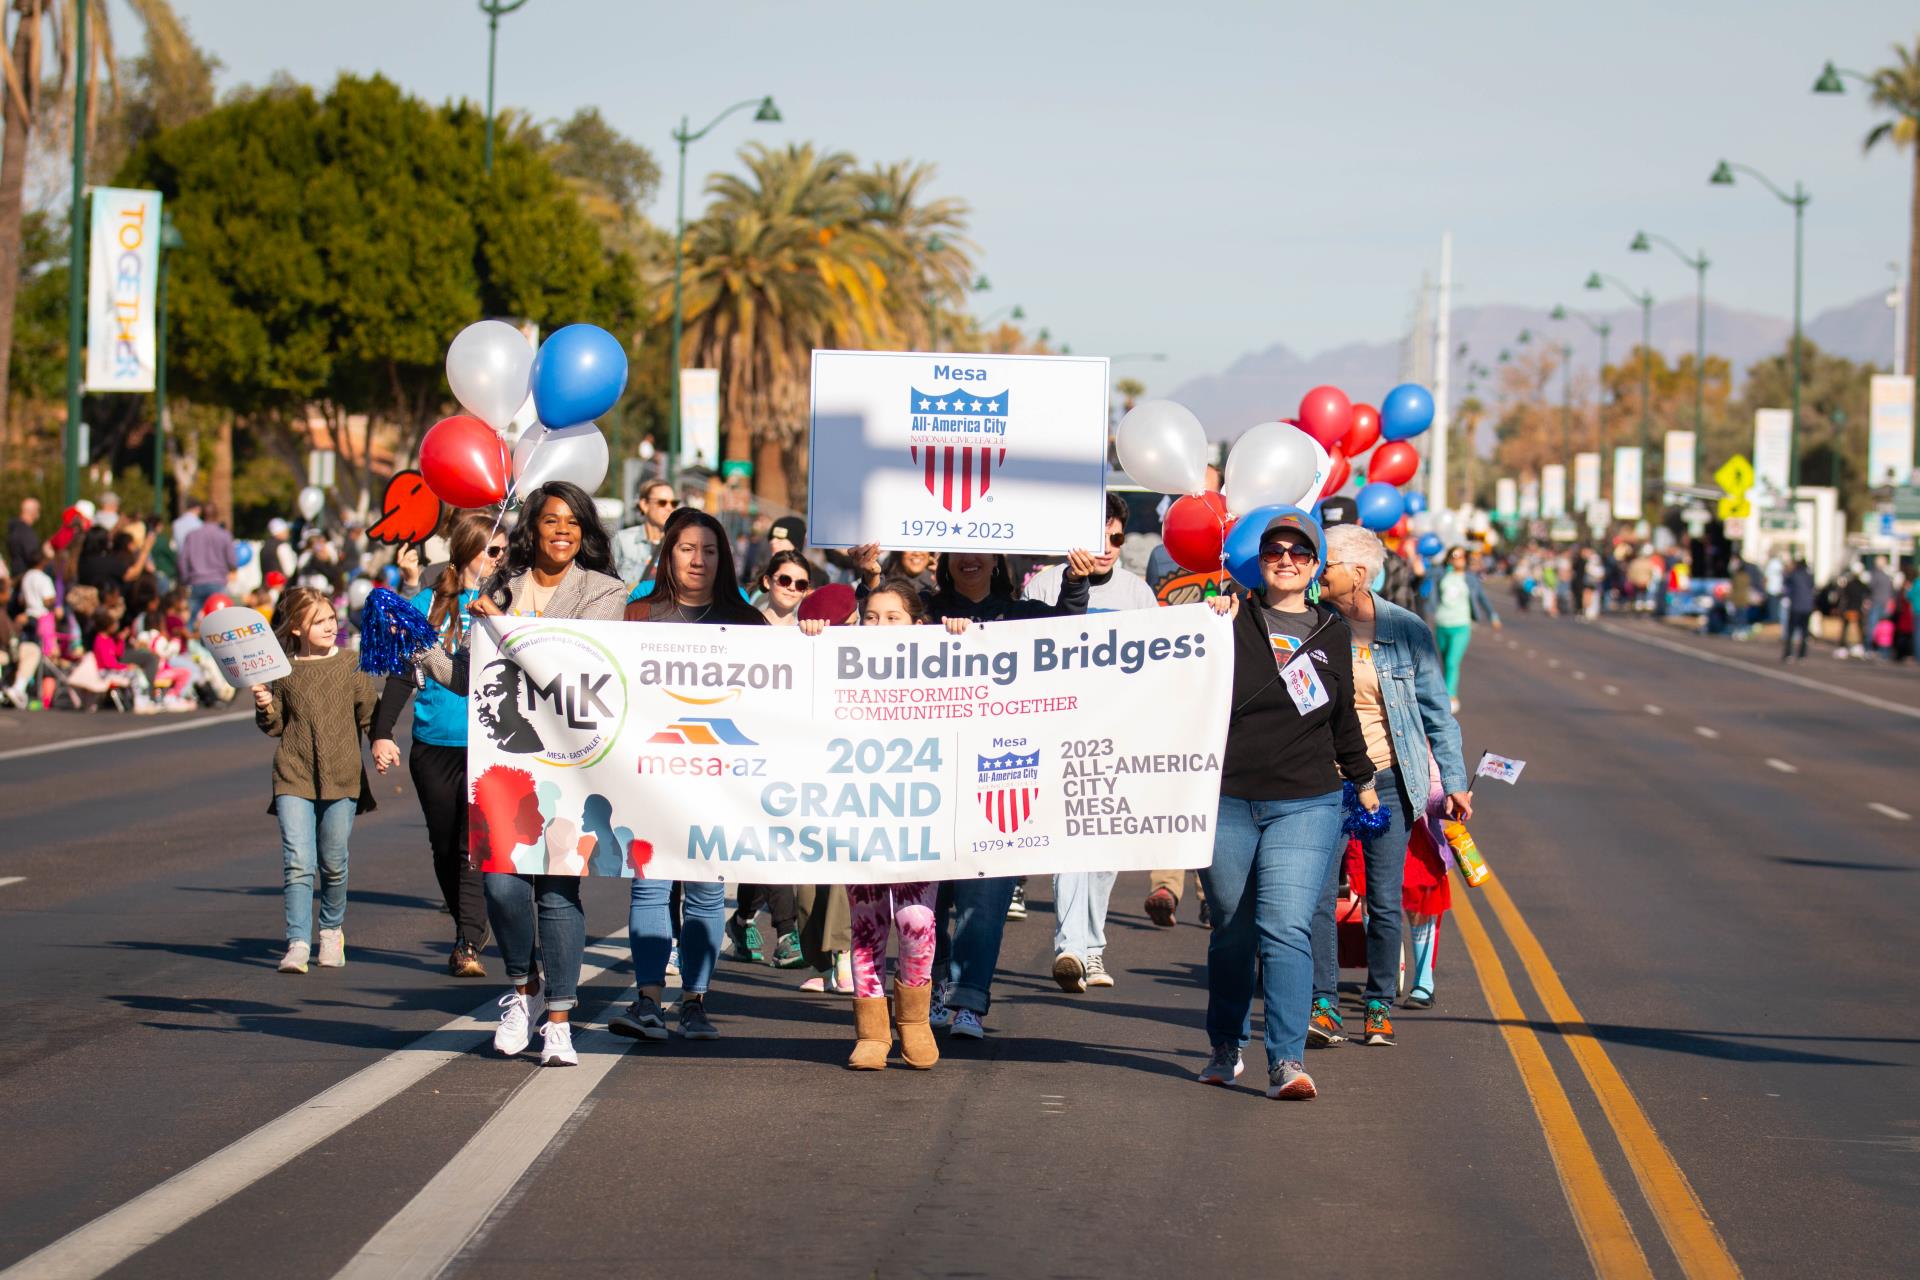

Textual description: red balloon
[1369,439,1420,487]
[1389,516,1411,540]
[1296,385,1354,450]
[1321,452,1351,500]
[1161,492,1234,573]
[201,594,234,617]
[420,415,510,509]
[1345,403,1381,456]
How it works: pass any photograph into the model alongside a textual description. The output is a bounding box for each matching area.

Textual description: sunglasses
[772,574,811,590]
[1260,544,1318,565]
[482,545,506,559]
[1106,531,1126,548]
[648,497,679,508]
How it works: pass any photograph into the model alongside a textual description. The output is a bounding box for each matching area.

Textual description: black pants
[1782,609,1812,661]
[732,884,798,935]
[408,741,488,948]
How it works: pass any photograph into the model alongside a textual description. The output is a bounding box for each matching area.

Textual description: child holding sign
[254,587,382,975]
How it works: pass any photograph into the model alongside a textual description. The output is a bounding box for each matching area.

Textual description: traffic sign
[1714,454,1754,497]
[1717,494,1751,520]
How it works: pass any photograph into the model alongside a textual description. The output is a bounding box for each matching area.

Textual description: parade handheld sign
[1474,752,1527,785]
[197,606,291,688]
[807,350,1111,554]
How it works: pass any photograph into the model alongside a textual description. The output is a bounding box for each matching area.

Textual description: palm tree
[1863,37,1920,385]
[856,160,973,348]
[1114,377,1146,412]
[0,0,187,437]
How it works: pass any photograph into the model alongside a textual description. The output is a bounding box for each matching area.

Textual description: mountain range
[1166,291,1902,443]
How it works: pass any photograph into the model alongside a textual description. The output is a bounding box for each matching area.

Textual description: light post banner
[807,349,1111,554]
[1867,375,1914,488]
[1519,480,1540,519]
[1663,431,1697,487]
[463,606,1232,883]
[1573,452,1602,509]
[1753,408,1792,494]
[1541,464,1567,517]
[1612,446,1644,519]
[84,186,163,392]
[1495,477,1517,517]
[679,368,721,470]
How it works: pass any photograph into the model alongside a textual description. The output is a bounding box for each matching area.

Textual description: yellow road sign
[1713,455,1753,496]
[1717,495,1751,520]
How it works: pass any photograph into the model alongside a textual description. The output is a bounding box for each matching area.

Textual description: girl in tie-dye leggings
[801,578,949,1070]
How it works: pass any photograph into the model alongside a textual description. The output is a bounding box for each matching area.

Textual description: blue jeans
[1311,766,1411,1007]
[275,795,354,944]
[486,873,584,1012]
[1198,791,1343,1065]
[188,582,224,620]
[1052,871,1117,957]
[936,875,1016,1015]
[629,879,725,995]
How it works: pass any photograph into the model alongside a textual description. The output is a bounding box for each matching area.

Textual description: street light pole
[479,0,530,176]
[1586,271,1654,461]
[63,0,88,505]
[1631,231,1710,478]
[1550,304,1611,454]
[667,96,781,485]
[1711,160,1809,488]
[154,211,184,514]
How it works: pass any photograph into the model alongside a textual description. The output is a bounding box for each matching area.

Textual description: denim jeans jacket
[1354,595,1470,797]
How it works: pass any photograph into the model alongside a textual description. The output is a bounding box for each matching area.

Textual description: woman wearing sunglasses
[756,550,814,626]
[369,510,510,979]
[1196,509,1377,1101]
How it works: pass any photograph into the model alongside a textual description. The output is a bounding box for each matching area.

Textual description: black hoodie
[1220,598,1375,801]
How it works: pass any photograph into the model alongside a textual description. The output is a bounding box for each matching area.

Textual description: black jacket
[924,571,1089,622]
[1220,598,1375,801]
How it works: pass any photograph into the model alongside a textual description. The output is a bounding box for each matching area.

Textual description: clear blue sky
[168,0,1915,392]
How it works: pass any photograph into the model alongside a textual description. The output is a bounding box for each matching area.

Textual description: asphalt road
[1,605,1914,1279]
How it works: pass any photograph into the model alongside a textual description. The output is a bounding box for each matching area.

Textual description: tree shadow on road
[94,936,451,975]
[1769,856,1915,873]
[1429,1015,1912,1065]
[176,885,447,910]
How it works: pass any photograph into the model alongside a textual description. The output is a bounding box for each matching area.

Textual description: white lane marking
[1597,622,1920,722]
[1644,704,1664,716]
[1603,685,1620,696]
[1547,658,1561,669]
[1765,758,1798,774]
[1572,670,1587,681]
[1869,803,1912,822]
[1693,726,1719,739]
[0,876,24,888]
[0,711,254,763]
[333,1018,637,1280]
[1,939,630,1280]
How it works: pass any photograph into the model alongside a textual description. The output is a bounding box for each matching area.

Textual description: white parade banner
[1541,464,1567,518]
[197,606,290,688]
[807,349,1110,554]
[1752,408,1792,495]
[463,606,1232,883]
[1612,446,1644,519]
[1573,452,1602,509]
[84,186,163,393]
[1663,431,1697,487]
[1494,477,1518,517]
[678,368,721,470]
[1867,375,1914,488]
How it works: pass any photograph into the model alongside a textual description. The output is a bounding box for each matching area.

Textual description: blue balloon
[234,542,254,568]
[531,324,629,428]
[1379,383,1435,441]
[1416,532,1444,557]
[1223,503,1324,593]
[1403,490,1428,515]
[1355,481,1405,532]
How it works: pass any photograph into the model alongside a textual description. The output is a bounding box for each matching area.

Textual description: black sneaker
[608,994,669,1040]
[771,930,807,969]
[726,917,765,963]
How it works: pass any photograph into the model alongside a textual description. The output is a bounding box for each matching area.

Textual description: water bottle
[1444,819,1491,887]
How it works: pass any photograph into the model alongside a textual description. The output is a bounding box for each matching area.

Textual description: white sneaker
[278,940,310,973]
[1052,951,1087,993]
[929,981,954,1029]
[665,943,680,980]
[950,1008,985,1039]
[316,928,346,967]
[494,989,546,1056]
[1450,696,1461,713]
[538,1019,578,1067]
[1085,952,1115,988]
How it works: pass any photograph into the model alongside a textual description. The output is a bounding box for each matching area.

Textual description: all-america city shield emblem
[976,748,1041,834]
[908,386,1010,514]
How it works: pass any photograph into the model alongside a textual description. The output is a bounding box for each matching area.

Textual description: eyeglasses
[1260,544,1318,565]
[648,497,679,508]
[482,545,506,559]
[1106,531,1126,548]
[772,574,811,590]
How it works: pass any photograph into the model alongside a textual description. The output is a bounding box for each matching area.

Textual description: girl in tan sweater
[254,587,381,974]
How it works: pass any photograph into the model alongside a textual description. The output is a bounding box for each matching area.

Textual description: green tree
[117,73,637,507]
[1861,36,1920,386]
[1732,338,1877,521]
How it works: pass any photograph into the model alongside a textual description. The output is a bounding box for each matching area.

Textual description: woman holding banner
[1197,509,1377,1100]
[610,508,767,1045]
[419,481,629,1068]
[924,548,1095,1040]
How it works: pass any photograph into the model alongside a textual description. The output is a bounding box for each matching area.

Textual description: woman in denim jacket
[1311,525,1472,1042]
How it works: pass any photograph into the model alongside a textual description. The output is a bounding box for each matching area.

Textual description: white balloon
[447,320,536,433]
[1223,421,1322,517]
[1115,399,1208,495]
[512,422,608,496]
[347,578,375,611]
[297,485,326,520]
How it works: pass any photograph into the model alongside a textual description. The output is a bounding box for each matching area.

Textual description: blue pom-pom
[1341,780,1393,838]
[357,586,441,677]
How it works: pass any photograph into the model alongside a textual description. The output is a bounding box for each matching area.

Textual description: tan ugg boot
[848,996,892,1070]
[892,981,939,1070]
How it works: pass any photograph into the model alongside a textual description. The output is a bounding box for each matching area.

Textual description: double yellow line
[1453,877,1741,1279]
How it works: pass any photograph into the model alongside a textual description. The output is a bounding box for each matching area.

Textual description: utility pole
[63,0,89,505]
[1429,230,1452,514]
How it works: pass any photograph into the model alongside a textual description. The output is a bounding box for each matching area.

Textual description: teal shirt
[409,586,475,747]
[1433,572,1473,629]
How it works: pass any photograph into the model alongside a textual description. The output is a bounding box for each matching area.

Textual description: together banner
[464,607,1233,883]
